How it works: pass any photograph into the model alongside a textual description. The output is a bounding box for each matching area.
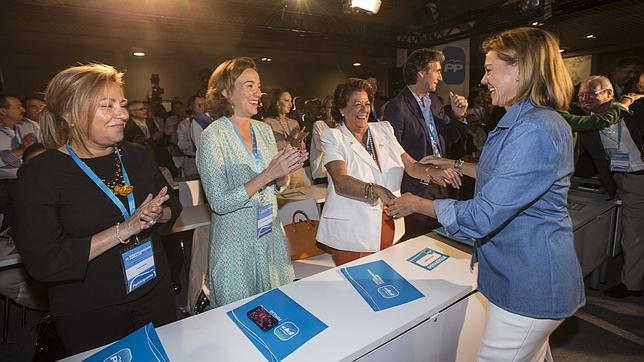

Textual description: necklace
[103,146,134,196]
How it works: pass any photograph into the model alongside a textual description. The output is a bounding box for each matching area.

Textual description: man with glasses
[578,75,644,299]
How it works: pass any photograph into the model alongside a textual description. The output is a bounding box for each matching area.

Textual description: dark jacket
[383,87,460,199]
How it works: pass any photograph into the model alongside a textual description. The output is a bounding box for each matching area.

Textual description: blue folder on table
[83,323,169,362]
[340,260,424,312]
[433,227,475,247]
[227,288,328,362]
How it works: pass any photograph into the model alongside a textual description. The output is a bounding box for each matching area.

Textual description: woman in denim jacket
[387,27,585,361]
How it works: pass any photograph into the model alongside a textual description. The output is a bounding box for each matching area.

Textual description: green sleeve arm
[561,105,631,133]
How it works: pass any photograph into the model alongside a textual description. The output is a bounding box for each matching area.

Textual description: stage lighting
[346,0,382,15]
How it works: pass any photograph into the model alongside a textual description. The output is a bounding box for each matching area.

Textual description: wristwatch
[454,159,464,177]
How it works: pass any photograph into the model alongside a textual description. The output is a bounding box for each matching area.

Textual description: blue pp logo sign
[103,348,132,362]
[377,285,399,299]
[442,46,465,85]
[274,322,299,341]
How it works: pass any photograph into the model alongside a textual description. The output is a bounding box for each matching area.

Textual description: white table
[170,184,328,234]
[277,184,327,205]
[64,235,484,361]
[170,204,211,233]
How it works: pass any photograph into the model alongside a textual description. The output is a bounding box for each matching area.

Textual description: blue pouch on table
[82,323,169,362]
[227,288,328,362]
[340,260,424,312]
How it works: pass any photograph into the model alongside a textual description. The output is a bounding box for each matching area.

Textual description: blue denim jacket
[434,100,585,319]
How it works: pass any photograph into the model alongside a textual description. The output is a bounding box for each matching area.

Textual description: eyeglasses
[578,89,609,99]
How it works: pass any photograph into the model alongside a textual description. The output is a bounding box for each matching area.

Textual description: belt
[628,169,644,175]
[184,155,196,159]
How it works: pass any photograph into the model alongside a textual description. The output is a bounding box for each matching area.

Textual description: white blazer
[316,122,406,252]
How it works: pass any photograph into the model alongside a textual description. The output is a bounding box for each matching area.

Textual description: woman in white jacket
[316,78,460,265]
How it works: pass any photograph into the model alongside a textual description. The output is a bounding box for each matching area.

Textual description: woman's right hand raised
[121,187,170,238]
[265,147,309,181]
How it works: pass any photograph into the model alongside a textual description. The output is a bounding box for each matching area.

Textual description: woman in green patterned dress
[196,57,308,307]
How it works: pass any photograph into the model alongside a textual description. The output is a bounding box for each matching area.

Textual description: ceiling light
[353,62,362,67]
[260,58,272,62]
[585,34,597,39]
[531,21,544,26]
[346,0,382,14]
[558,49,565,53]
[132,52,145,57]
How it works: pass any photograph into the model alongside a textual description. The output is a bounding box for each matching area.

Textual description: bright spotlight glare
[350,0,382,14]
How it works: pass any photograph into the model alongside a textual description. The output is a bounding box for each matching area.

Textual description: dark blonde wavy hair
[482,27,572,111]
[41,63,124,152]
[206,57,258,119]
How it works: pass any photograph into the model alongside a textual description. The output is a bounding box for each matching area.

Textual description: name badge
[121,238,156,294]
[257,203,273,239]
[610,152,630,172]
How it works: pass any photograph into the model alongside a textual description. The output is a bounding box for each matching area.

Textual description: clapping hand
[289,126,309,146]
[124,186,170,235]
[266,146,309,181]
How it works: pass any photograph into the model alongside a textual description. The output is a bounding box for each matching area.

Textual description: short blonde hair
[206,57,257,119]
[41,64,124,152]
[482,27,572,111]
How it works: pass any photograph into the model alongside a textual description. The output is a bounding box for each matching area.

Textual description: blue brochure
[434,227,475,247]
[227,288,328,362]
[83,323,169,362]
[407,247,449,271]
[340,260,424,312]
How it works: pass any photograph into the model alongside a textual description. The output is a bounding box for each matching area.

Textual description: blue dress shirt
[434,100,585,319]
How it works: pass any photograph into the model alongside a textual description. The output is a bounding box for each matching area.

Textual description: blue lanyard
[228,119,267,199]
[228,119,264,174]
[420,95,441,157]
[365,128,375,156]
[616,122,622,151]
[0,126,21,149]
[66,144,136,219]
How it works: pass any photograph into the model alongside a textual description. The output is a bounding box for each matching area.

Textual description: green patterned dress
[196,116,294,307]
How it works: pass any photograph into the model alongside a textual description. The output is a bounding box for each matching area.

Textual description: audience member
[197,57,307,307]
[164,98,186,155]
[21,96,46,127]
[0,94,41,229]
[578,75,643,298]
[608,58,642,99]
[263,90,310,188]
[177,95,211,178]
[382,48,468,240]
[310,95,338,182]
[13,63,181,355]
[387,27,584,360]
[317,78,459,266]
[125,100,178,176]
[362,73,387,121]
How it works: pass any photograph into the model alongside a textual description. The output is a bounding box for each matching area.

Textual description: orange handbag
[283,210,326,260]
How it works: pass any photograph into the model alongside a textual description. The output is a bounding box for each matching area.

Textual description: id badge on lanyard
[610,123,630,173]
[229,119,273,238]
[610,152,630,172]
[121,237,157,294]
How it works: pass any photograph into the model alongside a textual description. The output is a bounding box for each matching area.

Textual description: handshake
[371,156,464,220]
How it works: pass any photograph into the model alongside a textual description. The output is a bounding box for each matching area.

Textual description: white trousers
[476,303,563,362]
